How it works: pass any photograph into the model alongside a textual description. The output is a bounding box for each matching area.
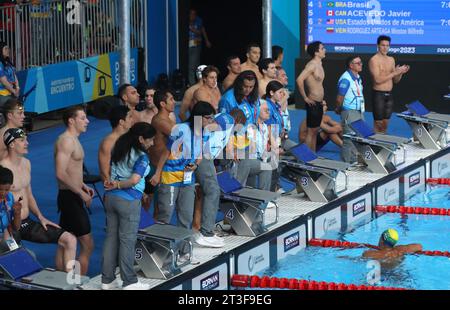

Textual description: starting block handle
[263,201,279,229]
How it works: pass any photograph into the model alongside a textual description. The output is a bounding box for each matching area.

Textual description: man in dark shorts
[369,35,410,133]
[299,105,343,151]
[296,41,326,152]
[0,128,77,272]
[54,106,94,275]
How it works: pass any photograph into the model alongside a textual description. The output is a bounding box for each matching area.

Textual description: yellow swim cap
[382,229,399,247]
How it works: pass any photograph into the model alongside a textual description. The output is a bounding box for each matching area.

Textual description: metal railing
[0,0,146,70]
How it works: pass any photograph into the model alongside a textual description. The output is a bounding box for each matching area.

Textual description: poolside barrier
[309,239,450,258]
[376,205,450,216]
[426,178,450,185]
[230,275,407,290]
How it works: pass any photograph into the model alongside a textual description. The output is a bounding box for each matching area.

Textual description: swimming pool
[255,184,450,290]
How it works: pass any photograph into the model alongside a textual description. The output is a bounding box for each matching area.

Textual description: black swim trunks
[316,132,330,151]
[306,101,324,128]
[372,90,394,121]
[58,190,91,237]
[19,218,65,244]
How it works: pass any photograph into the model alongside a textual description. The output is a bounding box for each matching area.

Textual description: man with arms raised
[193,65,221,112]
[296,41,326,152]
[1,128,77,272]
[54,106,94,275]
[369,35,409,134]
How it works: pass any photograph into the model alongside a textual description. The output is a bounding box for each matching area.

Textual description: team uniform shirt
[0,192,14,236]
[337,70,365,112]
[161,123,198,187]
[265,98,284,137]
[203,113,235,160]
[0,62,16,96]
[108,148,151,201]
[219,89,260,126]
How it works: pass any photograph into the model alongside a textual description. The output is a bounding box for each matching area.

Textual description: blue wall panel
[147,0,168,83]
[272,0,300,90]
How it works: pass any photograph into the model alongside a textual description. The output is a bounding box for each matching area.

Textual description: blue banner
[17,48,138,113]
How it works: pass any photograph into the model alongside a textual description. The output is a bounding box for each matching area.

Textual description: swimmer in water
[363,229,422,263]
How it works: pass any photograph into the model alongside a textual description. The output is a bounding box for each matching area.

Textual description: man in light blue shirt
[335,55,365,163]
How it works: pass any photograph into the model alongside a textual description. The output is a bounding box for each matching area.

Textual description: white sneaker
[195,234,225,248]
[213,234,224,243]
[178,253,201,265]
[101,278,123,290]
[122,281,150,290]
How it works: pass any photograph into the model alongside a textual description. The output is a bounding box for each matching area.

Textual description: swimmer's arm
[98,138,112,182]
[396,244,423,254]
[393,63,409,84]
[362,249,385,260]
[25,180,43,221]
[179,90,193,122]
[296,63,315,102]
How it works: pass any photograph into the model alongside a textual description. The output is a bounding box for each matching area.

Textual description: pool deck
[81,140,443,290]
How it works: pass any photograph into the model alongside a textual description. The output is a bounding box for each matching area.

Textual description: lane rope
[376,205,450,216]
[231,274,407,290]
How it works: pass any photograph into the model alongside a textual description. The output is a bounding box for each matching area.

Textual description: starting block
[135,224,194,280]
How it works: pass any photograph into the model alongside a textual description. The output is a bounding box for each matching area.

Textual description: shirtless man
[98,105,133,182]
[363,229,422,265]
[193,65,221,112]
[240,43,263,80]
[369,35,410,134]
[296,41,326,152]
[148,90,177,181]
[179,65,206,121]
[139,86,158,124]
[54,106,94,275]
[118,84,141,124]
[222,56,241,91]
[0,99,25,161]
[1,128,77,272]
[258,58,277,97]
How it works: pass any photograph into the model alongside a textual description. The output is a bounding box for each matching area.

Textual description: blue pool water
[259,186,450,290]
